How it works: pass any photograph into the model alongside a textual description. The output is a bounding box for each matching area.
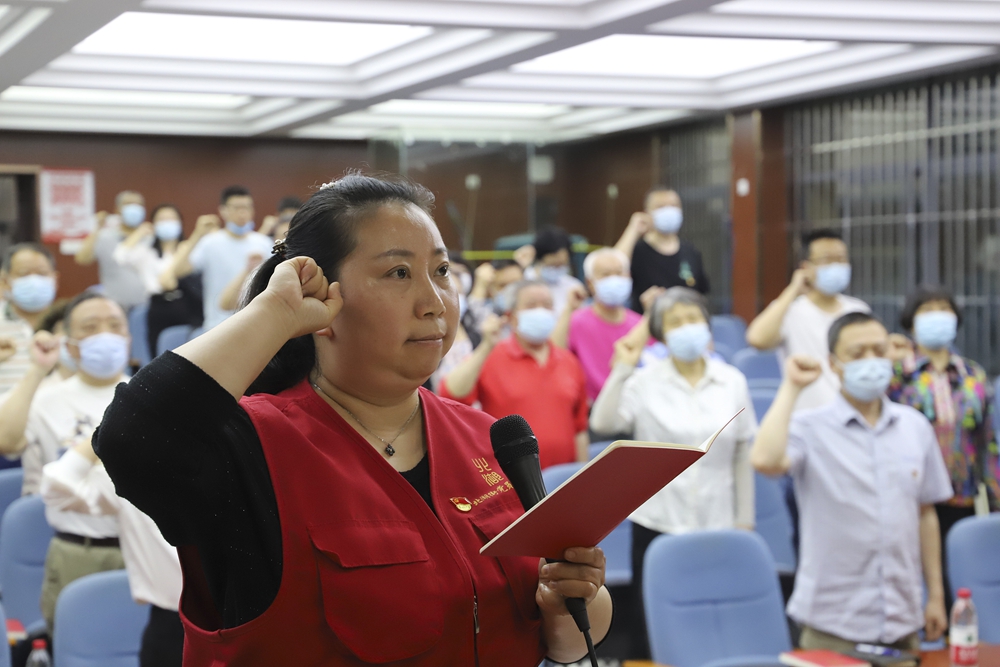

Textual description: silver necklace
[311,382,420,457]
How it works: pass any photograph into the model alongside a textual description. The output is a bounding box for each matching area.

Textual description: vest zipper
[473,593,480,634]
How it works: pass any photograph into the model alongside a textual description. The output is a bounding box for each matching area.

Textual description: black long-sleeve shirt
[94,352,431,629]
[630,237,710,312]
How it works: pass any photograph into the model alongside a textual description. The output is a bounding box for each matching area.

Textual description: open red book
[481,411,743,559]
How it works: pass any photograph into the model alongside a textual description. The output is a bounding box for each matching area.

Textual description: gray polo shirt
[94,227,148,309]
[785,394,953,643]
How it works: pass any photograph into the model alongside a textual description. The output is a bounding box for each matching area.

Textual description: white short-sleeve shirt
[778,294,870,411]
[188,230,273,330]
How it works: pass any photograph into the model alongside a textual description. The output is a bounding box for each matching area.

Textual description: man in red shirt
[441,280,590,469]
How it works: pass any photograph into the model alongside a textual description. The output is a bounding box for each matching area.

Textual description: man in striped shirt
[0,243,59,395]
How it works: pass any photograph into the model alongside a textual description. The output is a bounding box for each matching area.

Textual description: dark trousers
[140,606,184,667]
[936,503,976,610]
[629,522,667,660]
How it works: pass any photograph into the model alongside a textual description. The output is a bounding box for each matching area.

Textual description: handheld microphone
[489,415,598,667]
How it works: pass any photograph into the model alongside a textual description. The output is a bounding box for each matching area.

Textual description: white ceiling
[0,0,997,143]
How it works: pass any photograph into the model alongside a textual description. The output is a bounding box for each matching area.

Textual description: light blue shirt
[189,230,273,330]
[785,394,953,643]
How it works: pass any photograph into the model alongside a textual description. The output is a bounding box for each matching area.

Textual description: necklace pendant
[384,444,396,457]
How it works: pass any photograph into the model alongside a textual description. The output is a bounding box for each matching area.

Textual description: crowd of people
[0,176,996,665]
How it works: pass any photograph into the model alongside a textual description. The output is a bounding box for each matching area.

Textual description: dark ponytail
[242,172,435,396]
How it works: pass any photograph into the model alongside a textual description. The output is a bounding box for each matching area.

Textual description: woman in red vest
[95,172,612,666]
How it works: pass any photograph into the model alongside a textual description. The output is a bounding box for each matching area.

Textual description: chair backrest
[713,342,737,363]
[644,530,792,667]
[127,302,151,367]
[947,514,1000,643]
[753,473,797,573]
[602,518,632,587]
[156,324,194,357]
[542,463,582,493]
[732,349,782,381]
[0,468,24,545]
[54,570,149,667]
[750,388,777,421]
[711,315,748,354]
[588,441,615,460]
[0,495,55,631]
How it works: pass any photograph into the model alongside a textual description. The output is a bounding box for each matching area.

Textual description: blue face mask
[666,322,712,362]
[840,356,893,402]
[75,332,129,380]
[458,294,468,319]
[59,338,77,373]
[226,221,255,237]
[154,219,182,241]
[539,265,569,285]
[120,203,146,228]
[814,263,851,296]
[516,307,556,344]
[594,276,632,308]
[652,206,683,234]
[913,311,957,351]
[9,274,56,313]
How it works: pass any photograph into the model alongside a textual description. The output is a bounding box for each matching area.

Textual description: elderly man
[614,186,710,312]
[0,243,59,395]
[751,311,952,652]
[553,247,643,403]
[24,291,134,630]
[441,280,589,469]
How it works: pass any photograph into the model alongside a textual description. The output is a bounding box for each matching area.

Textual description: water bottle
[950,588,979,667]
[26,638,51,667]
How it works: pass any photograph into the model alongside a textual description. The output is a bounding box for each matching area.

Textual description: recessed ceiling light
[73,12,433,66]
[513,34,838,79]
[0,85,250,108]
[371,99,569,118]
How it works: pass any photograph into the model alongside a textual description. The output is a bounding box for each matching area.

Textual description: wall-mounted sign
[39,169,95,243]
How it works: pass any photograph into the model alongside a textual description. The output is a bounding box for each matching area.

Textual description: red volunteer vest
[177,382,545,666]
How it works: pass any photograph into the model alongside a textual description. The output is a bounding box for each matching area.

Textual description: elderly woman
[888,285,1000,604]
[95,173,611,667]
[590,286,757,659]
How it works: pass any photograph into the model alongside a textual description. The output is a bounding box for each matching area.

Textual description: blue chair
[156,324,194,357]
[0,468,24,546]
[542,463,632,586]
[127,303,151,367]
[588,440,614,460]
[733,349,782,382]
[947,514,1000,643]
[747,378,782,391]
[0,495,55,634]
[713,342,737,363]
[644,530,791,667]
[53,570,149,667]
[754,473,797,574]
[711,315,748,355]
[750,387,777,421]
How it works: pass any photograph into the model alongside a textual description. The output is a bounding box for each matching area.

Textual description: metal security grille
[787,68,1000,374]
[658,120,732,314]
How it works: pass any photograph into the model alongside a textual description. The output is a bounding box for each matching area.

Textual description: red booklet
[480,411,742,559]
[780,651,871,667]
[6,618,26,645]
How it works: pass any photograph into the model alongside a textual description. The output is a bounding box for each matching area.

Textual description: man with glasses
[751,312,951,652]
[746,229,870,410]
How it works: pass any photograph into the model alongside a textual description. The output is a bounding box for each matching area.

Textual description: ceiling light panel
[73,12,433,66]
[513,34,839,79]
[0,85,251,108]
[713,0,1000,24]
[369,99,569,118]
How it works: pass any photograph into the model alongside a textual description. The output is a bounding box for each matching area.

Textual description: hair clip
[319,181,336,191]
[272,237,287,257]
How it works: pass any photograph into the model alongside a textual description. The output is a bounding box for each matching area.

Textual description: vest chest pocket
[309,520,443,663]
